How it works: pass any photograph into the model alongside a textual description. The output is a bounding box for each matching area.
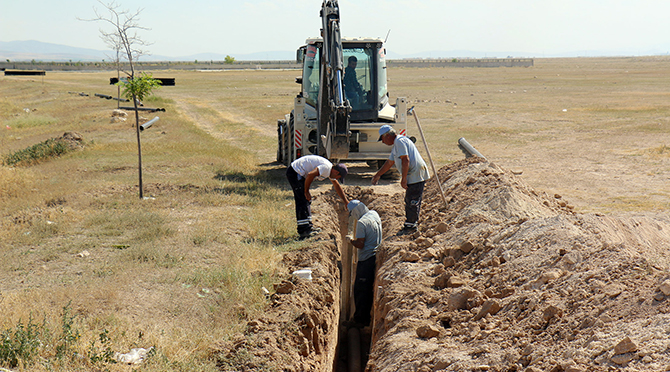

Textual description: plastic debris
[292,268,313,281]
[114,347,153,364]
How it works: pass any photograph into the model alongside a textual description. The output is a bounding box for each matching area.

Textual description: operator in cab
[343,56,363,108]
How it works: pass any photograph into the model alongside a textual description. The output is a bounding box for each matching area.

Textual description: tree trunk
[134,92,143,199]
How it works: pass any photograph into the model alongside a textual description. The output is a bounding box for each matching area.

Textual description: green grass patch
[3,138,71,166]
[0,314,43,368]
[5,114,58,129]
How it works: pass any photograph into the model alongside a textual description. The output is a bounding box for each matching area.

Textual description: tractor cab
[277,36,405,166]
[299,37,389,123]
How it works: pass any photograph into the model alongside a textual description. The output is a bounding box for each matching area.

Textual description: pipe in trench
[348,327,361,372]
[335,207,365,372]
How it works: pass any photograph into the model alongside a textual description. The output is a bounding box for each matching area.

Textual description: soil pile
[60,131,84,150]
[214,157,670,372]
[367,157,670,372]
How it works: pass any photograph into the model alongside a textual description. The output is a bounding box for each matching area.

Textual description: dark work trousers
[404,181,425,228]
[286,166,312,235]
[353,255,377,326]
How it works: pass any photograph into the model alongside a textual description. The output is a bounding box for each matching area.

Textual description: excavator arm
[318,0,351,159]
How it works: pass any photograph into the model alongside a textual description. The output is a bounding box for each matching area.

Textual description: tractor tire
[286,115,295,165]
[277,119,287,164]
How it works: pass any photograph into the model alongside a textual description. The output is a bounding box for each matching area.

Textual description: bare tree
[87,0,150,76]
[81,1,160,199]
[103,33,123,108]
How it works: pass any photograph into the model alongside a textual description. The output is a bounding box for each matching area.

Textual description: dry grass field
[0,69,300,371]
[390,57,670,214]
[2,56,670,371]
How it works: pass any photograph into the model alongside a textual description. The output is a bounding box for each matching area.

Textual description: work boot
[396,226,417,236]
[299,227,322,240]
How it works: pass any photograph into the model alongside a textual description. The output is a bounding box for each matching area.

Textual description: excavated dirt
[213,202,344,372]
[216,157,670,372]
[367,158,670,372]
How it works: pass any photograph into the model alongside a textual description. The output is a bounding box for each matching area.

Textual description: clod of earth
[660,280,670,296]
[416,324,441,339]
[614,337,638,355]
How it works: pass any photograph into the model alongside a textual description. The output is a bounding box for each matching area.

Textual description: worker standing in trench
[372,124,430,235]
[346,200,382,327]
[286,155,349,240]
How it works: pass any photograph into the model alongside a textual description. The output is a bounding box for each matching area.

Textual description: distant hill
[0,40,294,62]
[0,40,109,61]
[0,40,537,61]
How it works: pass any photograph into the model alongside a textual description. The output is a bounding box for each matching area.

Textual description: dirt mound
[368,158,670,371]
[60,131,85,149]
[214,158,670,372]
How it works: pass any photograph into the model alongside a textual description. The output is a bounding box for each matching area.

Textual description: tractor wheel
[276,119,287,164]
[286,115,295,164]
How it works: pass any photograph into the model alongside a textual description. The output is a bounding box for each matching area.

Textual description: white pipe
[139,116,159,131]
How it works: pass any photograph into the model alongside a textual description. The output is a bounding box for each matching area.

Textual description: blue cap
[378,124,393,141]
[347,199,362,212]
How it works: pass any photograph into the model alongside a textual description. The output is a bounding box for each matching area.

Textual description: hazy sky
[2,0,670,57]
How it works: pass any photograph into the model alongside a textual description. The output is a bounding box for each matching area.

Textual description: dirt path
[173,95,276,140]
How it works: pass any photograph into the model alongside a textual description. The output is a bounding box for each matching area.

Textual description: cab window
[302,44,320,107]
[343,47,374,111]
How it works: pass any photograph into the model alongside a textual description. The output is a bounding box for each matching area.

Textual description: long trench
[332,205,373,372]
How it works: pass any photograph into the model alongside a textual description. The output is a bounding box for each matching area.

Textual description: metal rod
[336,69,344,105]
[408,107,449,211]
[119,106,166,112]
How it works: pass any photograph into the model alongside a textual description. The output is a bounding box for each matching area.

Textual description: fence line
[0,58,533,72]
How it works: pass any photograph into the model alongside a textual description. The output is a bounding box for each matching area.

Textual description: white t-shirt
[291,155,333,180]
